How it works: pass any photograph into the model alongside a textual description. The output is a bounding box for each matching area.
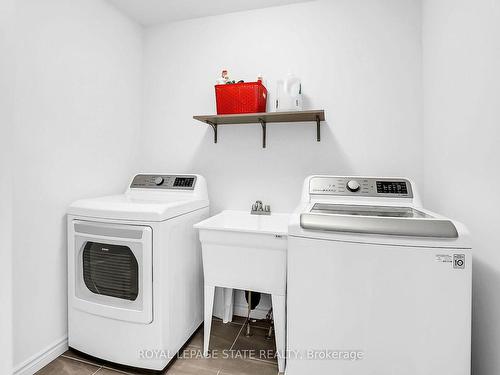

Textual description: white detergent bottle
[276,72,303,111]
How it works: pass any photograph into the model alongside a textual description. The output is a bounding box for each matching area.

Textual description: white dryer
[67,174,209,372]
[287,176,471,375]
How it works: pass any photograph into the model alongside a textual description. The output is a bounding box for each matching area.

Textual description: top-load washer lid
[67,174,209,222]
[309,203,430,218]
[300,203,459,238]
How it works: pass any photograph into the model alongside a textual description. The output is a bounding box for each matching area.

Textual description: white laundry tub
[194,210,290,373]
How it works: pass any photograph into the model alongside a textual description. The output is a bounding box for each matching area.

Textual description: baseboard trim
[14,336,68,375]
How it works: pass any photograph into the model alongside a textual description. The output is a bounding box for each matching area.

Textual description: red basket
[215,81,267,115]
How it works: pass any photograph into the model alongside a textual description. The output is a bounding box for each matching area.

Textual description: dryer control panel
[309,176,413,198]
[130,174,197,190]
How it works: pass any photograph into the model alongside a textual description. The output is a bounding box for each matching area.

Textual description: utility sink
[195,209,289,234]
[194,210,290,373]
[194,210,289,294]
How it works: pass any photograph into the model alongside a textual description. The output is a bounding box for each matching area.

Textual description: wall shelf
[193,110,326,148]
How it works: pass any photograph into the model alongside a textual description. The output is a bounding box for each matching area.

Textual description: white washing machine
[287,176,471,375]
[67,174,209,372]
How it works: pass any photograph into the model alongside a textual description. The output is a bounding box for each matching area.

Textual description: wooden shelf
[193,110,325,148]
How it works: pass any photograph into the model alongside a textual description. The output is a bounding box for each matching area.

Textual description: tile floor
[36,317,280,375]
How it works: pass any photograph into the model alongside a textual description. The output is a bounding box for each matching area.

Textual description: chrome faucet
[251,200,271,215]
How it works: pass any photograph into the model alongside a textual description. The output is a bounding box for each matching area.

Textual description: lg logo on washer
[453,254,466,269]
[435,253,466,269]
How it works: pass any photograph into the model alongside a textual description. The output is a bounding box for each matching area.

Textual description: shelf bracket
[316,115,321,142]
[259,119,266,148]
[206,121,217,143]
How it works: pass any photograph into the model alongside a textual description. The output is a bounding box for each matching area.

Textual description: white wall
[0,0,15,372]
[422,1,500,374]
[11,0,143,372]
[141,0,423,214]
[423,0,500,375]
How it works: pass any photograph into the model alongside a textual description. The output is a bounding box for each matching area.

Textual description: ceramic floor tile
[94,369,130,375]
[230,316,247,325]
[185,327,203,349]
[35,356,101,375]
[97,367,157,375]
[97,366,143,375]
[203,318,244,352]
[231,324,277,363]
[165,356,221,375]
[63,351,149,375]
[218,357,279,375]
[187,323,239,350]
[62,350,102,367]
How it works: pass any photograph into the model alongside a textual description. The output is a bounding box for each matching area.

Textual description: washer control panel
[130,174,197,190]
[309,177,413,198]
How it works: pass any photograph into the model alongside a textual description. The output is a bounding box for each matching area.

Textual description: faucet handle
[251,200,271,215]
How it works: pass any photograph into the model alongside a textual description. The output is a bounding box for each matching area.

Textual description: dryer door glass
[82,242,139,301]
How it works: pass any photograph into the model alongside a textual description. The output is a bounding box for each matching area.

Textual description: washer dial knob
[346,180,361,192]
[154,176,164,186]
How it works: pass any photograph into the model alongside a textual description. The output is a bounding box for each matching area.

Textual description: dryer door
[69,220,153,324]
